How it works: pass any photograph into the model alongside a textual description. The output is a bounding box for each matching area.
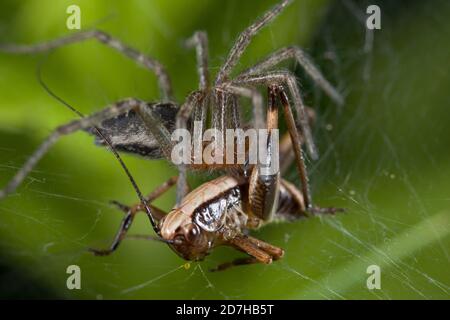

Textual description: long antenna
[36,54,160,234]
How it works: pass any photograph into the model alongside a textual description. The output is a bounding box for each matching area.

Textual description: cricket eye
[185,224,201,244]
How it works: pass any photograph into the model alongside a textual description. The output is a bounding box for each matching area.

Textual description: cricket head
[159,209,213,261]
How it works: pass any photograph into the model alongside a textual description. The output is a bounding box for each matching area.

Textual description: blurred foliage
[0,0,449,299]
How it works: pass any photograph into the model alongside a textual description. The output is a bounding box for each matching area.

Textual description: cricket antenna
[127,234,176,245]
[36,53,160,235]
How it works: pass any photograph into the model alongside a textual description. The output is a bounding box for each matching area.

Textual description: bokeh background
[0,0,449,299]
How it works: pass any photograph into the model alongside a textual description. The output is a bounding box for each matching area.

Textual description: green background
[0,0,449,299]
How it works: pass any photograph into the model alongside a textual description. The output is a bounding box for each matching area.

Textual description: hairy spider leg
[278,107,316,176]
[237,46,344,106]
[222,85,265,131]
[215,0,293,84]
[232,72,317,160]
[175,91,207,202]
[0,29,173,101]
[278,88,344,216]
[0,98,143,200]
[185,31,210,90]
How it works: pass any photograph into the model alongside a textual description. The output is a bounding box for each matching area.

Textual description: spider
[86,85,343,271]
[0,0,343,267]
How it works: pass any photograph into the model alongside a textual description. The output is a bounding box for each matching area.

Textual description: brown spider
[0,0,343,269]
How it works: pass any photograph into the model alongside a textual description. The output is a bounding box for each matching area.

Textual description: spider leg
[176,91,206,148]
[222,85,264,130]
[231,71,318,160]
[0,30,172,101]
[215,0,292,84]
[212,90,227,145]
[277,85,312,209]
[90,176,177,256]
[209,91,243,172]
[211,86,255,176]
[279,106,316,175]
[278,86,344,213]
[185,31,210,90]
[0,98,145,200]
[226,93,241,134]
[279,132,296,175]
[175,90,206,203]
[278,178,344,221]
[237,46,344,105]
[175,165,189,206]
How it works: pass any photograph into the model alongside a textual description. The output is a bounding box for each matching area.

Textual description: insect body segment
[160,176,245,261]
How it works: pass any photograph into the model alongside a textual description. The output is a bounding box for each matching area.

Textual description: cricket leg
[248,85,281,221]
[89,176,177,256]
[211,234,284,272]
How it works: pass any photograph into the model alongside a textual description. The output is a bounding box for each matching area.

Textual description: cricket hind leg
[247,85,281,222]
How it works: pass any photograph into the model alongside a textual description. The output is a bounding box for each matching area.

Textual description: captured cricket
[0,0,344,271]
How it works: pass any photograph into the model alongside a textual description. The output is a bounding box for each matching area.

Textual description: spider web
[0,0,449,299]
